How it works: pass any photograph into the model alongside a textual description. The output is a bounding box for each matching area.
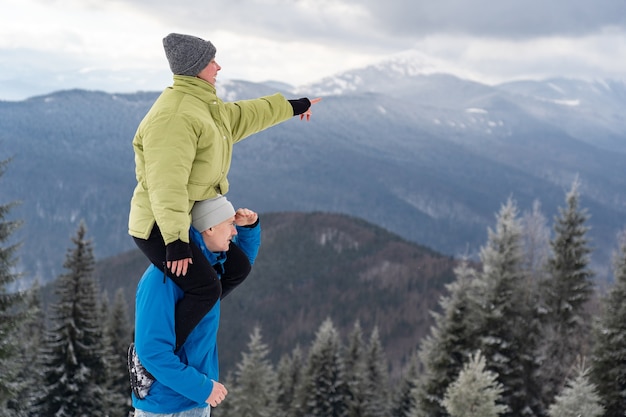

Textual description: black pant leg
[133,224,168,272]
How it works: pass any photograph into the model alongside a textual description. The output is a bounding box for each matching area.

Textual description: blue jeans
[134,408,210,417]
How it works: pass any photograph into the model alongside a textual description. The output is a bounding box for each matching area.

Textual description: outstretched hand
[300,97,322,121]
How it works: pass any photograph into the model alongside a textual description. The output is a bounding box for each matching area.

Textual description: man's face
[197,59,221,86]
[201,216,237,252]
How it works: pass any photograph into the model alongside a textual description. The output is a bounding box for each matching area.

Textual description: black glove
[288,98,311,116]
[165,239,193,261]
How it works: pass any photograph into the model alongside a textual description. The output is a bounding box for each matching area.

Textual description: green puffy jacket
[128,75,293,245]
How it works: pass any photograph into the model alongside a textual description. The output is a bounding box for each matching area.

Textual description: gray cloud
[361,0,626,38]
[127,0,626,52]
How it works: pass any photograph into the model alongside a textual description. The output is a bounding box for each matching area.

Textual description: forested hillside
[13,181,626,417]
[89,211,458,375]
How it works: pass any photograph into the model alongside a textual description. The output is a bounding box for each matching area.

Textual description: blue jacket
[132,221,261,413]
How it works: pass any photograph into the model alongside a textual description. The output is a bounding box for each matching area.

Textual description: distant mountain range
[1,51,625,286]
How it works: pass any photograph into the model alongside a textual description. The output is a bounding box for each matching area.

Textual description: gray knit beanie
[163,33,216,76]
[191,195,235,232]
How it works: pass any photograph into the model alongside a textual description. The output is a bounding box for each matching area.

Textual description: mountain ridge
[1,57,624,287]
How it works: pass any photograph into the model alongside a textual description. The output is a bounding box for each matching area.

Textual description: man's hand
[234,208,258,227]
[206,380,228,407]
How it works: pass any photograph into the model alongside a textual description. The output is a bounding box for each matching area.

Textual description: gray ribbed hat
[163,33,216,76]
[191,195,235,232]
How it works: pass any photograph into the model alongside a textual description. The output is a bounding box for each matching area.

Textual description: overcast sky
[1,0,625,101]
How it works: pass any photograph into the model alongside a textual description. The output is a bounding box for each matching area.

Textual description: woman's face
[198,59,221,86]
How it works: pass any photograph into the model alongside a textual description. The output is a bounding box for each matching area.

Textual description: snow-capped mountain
[298,49,457,97]
[498,78,626,153]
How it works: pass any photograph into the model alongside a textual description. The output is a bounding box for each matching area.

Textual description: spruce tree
[520,199,550,283]
[344,321,366,417]
[298,318,347,417]
[34,222,109,417]
[276,346,305,417]
[539,179,594,408]
[102,288,133,417]
[589,230,626,417]
[0,157,25,416]
[229,326,280,417]
[391,352,419,417]
[361,327,390,417]
[547,364,604,417]
[415,259,481,417]
[472,198,541,417]
[7,281,44,416]
[442,351,508,417]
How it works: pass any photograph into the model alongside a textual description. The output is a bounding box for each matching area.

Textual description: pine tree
[539,179,594,408]
[472,198,541,417]
[415,259,481,417]
[391,352,419,417]
[276,346,305,417]
[589,230,626,417]
[0,157,26,416]
[442,351,508,417]
[344,321,366,417]
[102,288,133,417]
[547,364,604,417]
[6,281,44,416]
[229,326,280,417]
[34,222,109,417]
[298,318,347,417]
[361,327,390,417]
[520,199,550,283]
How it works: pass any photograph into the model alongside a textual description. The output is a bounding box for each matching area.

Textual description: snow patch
[465,107,488,114]
[594,79,611,92]
[318,228,359,252]
[548,82,566,94]
[552,99,580,107]
[535,96,581,107]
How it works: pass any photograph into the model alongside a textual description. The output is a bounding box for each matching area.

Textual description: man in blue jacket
[129,195,261,416]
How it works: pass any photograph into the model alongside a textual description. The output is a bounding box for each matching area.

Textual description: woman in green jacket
[128,33,320,350]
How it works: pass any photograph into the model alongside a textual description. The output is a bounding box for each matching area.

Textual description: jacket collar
[171,75,217,103]
[190,227,225,266]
